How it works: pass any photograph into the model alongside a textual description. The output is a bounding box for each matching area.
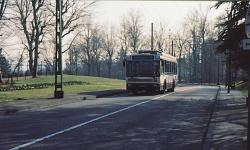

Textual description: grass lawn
[0,75,125,102]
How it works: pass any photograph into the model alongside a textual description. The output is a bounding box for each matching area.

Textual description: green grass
[0,75,125,102]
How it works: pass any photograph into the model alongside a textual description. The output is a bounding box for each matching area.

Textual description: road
[0,85,219,150]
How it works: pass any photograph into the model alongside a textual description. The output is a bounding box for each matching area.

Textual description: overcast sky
[91,1,226,32]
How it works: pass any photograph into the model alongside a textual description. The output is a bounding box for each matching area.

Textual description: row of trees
[0,1,225,84]
[63,7,223,83]
[214,1,250,83]
[64,11,144,78]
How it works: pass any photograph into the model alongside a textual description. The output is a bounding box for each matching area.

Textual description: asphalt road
[0,85,219,150]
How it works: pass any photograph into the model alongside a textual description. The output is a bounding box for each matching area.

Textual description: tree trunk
[0,73,2,83]
[29,50,33,75]
[178,47,182,83]
[193,53,197,83]
[178,59,181,83]
[87,63,91,76]
[97,62,100,77]
[32,49,39,78]
[107,58,112,78]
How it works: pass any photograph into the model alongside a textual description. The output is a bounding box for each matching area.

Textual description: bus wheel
[170,87,175,92]
[170,81,175,92]
[160,82,166,94]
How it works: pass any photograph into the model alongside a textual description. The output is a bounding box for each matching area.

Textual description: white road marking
[10,89,189,150]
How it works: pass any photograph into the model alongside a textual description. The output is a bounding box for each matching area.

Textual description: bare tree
[66,45,80,75]
[11,49,24,78]
[0,0,8,20]
[0,0,8,82]
[47,0,95,54]
[116,19,130,78]
[125,10,143,53]
[10,0,50,78]
[41,39,56,75]
[79,23,92,76]
[102,26,116,78]
[118,18,129,60]
[154,23,168,51]
[175,28,189,82]
[183,6,213,83]
[91,26,102,76]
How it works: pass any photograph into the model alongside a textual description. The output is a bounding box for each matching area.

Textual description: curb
[96,90,127,98]
[0,107,19,116]
[201,86,221,150]
[0,89,127,116]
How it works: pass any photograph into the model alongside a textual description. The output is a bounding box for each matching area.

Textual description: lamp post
[54,0,64,98]
[217,55,220,85]
[244,5,250,150]
[0,48,2,83]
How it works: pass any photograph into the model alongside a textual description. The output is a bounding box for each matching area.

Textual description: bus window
[173,63,176,74]
[163,60,166,73]
[173,63,175,74]
[170,62,173,73]
[172,63,174,74]
[175,63,177,74]
[160,60,164,73]
[169,62,171,73]
[165,61,170,73]
[171,62,173,73]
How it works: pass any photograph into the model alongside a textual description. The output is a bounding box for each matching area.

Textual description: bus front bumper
[126,83,160,91]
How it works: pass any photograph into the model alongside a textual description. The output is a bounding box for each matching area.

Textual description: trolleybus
[124,50,178,94]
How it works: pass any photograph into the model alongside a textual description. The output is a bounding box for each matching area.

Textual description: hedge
[0,81,89,92]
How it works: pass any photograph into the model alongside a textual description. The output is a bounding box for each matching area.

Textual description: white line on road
[10,90,188,150]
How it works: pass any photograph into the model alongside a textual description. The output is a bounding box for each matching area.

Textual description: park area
[0,75,125,102]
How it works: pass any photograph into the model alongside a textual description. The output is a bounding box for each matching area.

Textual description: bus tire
[170,81,175,92]
[160,82,166,94]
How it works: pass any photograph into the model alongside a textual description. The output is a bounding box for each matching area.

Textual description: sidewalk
[206,87,247,150]
[0,89,126,116]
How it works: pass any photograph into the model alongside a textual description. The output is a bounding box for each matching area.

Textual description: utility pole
[227,50,231,93]
[245,6,250,149]
[192,30,196,83]
[217,56,220,85]
[151,23,153,51]
[41,60,43,75]
[171,40,174,56]
[168,29,171,54]
[54,0,64,98]
[75,48,78,75]
[247,69,250,150]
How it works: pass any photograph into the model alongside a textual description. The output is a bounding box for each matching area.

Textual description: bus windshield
[126,61,160,77]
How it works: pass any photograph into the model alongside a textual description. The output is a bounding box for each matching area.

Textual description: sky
[91,1,226,32]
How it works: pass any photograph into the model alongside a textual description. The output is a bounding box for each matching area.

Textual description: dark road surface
[0,85,219,150]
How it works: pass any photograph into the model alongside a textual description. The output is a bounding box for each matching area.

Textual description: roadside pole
[248,73,250,150]
[217,56,220,85]
[225,49,231,93]
[151,23,153,51]
[171,40,174,56]
[228,50,231,93]
[54,0,64,98]
[244,6,250,149]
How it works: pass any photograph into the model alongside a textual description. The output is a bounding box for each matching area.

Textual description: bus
[124,50,178,94]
